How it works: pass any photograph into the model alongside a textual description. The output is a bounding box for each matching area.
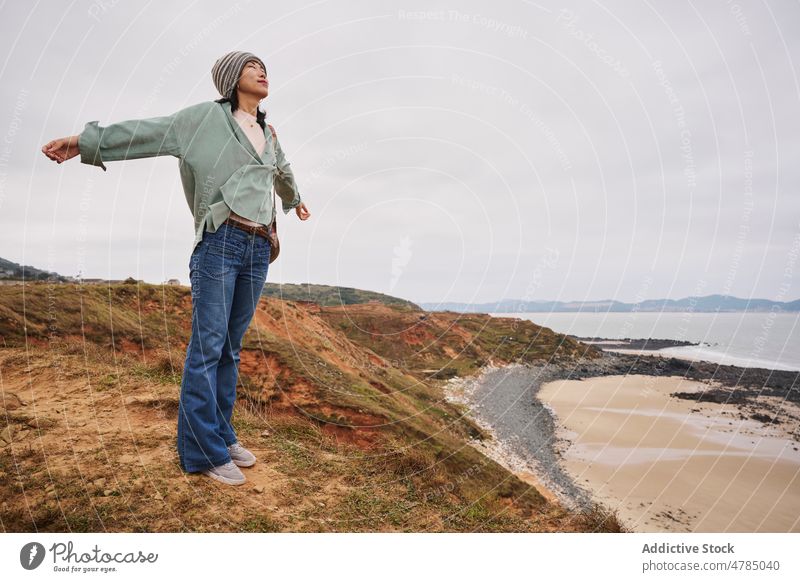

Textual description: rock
[0,425,15,444]
[103,489,114,497]
[253,485,264,494]
[260,430,270,437]
[93,478,107,488]
[25,417,56,430]
[4,392,27,409]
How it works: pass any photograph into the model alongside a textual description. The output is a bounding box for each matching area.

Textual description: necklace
[235,108,258,128]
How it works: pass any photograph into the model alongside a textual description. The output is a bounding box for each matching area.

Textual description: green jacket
[78,100,302,252]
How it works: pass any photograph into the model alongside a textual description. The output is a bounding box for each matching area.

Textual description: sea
[493,311,800,372]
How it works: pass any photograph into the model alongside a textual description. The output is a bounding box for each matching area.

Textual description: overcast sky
[1,0,798,305]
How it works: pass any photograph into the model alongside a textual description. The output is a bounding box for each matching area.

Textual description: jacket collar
[219,100,267,165]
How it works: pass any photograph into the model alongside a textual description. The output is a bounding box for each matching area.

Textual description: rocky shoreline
[568,336,698,350]
[444,361,597,512]
[443,346,800,514]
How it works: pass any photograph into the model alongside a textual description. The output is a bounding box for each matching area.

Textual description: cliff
[0,281,621,532]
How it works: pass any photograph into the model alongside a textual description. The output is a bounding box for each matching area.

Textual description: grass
[238,515,282,532]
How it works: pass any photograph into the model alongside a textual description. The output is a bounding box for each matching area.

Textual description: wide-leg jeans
[177,221,271,473]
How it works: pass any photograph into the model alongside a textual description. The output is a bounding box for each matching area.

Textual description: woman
[41,51,311,486]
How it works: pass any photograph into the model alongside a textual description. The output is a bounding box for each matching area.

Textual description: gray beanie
[211,51,267,99]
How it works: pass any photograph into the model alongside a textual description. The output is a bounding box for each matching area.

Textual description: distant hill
[9,255,790,314]
[0,257,69,282]
[261,282,422,310]
[420,294,800,313]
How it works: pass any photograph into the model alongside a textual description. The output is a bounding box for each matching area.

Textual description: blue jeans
[177,221,271,473]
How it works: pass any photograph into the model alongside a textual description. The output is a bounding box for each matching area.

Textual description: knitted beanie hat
[211,51,267,99]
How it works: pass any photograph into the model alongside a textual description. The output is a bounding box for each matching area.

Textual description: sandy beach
[443,351,800,533]
[538,374,800,532]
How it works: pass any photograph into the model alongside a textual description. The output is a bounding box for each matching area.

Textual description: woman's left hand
[295,202,311,221]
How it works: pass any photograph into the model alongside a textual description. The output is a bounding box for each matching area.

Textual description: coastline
[443,364,558,506]
[605,347,800,373]
[442,349,800,532]
[443,360,599,513]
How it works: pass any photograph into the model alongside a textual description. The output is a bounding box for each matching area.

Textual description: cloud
[1,0,798,302]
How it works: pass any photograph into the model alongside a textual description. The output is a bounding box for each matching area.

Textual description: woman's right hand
[42,135,80,164]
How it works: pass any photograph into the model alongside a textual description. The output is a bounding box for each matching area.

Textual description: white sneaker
[227,442,257,467]
[202,461,246,485]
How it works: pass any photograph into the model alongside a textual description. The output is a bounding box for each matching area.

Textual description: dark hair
[215,89,266,131]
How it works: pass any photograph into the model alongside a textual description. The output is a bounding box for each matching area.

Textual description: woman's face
[237,59,268,99]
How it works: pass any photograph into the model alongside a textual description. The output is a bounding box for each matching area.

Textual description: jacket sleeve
[273,134,302,214]
[78,111,183,171]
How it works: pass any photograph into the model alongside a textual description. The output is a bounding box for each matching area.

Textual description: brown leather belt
[223,217,272,239]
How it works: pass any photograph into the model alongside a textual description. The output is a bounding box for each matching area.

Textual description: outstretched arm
[273,132,303,213]
[42,112,183,171]
[272,132,311,220]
